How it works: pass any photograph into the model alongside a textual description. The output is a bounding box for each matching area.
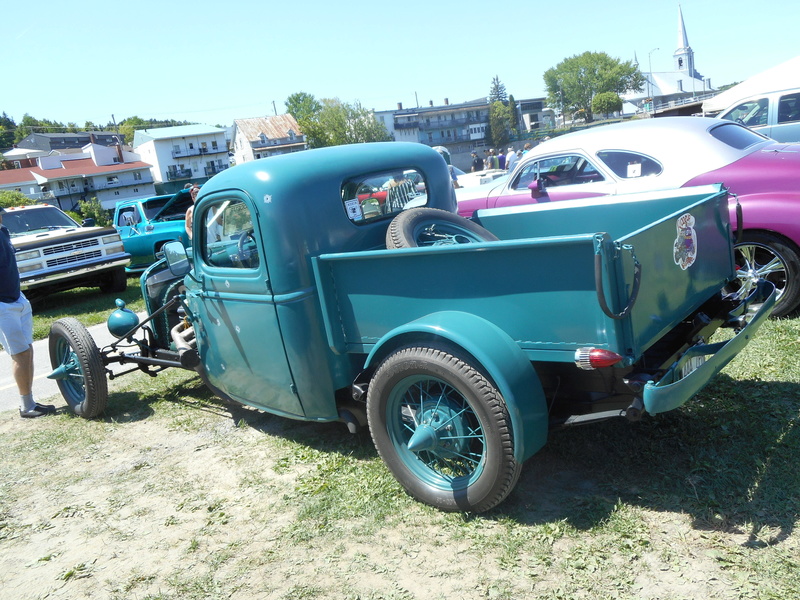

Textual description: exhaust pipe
[170,321,200,369]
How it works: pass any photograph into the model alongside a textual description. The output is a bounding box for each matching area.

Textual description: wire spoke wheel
[387,208,499,249]
[48,318,107,418]
[367,344,520,512]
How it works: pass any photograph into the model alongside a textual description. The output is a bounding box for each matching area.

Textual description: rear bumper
[643,279,776,415]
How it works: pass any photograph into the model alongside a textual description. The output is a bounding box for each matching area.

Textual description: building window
[134,172,142,181]
[212,140,219,150]
[189,143,195,150]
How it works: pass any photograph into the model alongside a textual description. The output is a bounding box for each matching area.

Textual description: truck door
[186,192,303,418]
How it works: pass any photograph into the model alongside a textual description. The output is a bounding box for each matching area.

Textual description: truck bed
[312,185,733,364]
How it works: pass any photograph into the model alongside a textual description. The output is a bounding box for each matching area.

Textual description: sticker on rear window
[673,213,697,270]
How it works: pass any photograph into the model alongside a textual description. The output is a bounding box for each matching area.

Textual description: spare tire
[386,208,499,249]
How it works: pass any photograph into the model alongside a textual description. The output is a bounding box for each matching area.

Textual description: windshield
[3,206,79,236]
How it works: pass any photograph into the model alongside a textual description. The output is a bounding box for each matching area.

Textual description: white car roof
[515,116,771,187]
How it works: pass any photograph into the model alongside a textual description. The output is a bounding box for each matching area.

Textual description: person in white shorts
[0,206,55,418]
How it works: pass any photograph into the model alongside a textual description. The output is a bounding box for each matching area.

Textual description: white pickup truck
[3,204,130,298]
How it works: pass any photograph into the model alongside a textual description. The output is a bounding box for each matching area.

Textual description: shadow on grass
[99,374,377,459]
[91,367,800,546]
[500,374,800,547]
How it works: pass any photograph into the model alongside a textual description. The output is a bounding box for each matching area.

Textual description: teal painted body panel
[643,280,776,414]
[314,185,732,365]
[364,311,549,462]
[473,185,734,358]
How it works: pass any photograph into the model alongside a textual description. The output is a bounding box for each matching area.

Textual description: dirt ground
[0,369,797,600]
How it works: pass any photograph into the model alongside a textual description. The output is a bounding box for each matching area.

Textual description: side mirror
[81,218,96,227]
[528,178,546,199]
[163,241,191,276]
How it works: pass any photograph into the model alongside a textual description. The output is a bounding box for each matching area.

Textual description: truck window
[341,168,426,224]
[117,207,139,227]
[201,199,259,269]
[720,98,769,127]
[777,93,800,124]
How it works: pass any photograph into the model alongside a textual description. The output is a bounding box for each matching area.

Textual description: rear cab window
[342,168,427,224]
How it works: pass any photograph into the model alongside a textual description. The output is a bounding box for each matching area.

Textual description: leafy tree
[544,52,644,122]
[0,112,16,150]
[293,97,390,148]
[592,92,623,118]
[285,92,322,125]
[489,76,508,104]
[488,101,513,150]
[14,115,66,142]
[78,197,112,227]
[0,190,34,208]
[507,94,519,134]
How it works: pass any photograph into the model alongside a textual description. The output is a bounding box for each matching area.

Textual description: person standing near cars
[185,184,201,240]
[471,151,484,172]
[506,147,519,171]
[0,207,56,418]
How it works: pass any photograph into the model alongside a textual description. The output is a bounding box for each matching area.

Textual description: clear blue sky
[2,0,798,128]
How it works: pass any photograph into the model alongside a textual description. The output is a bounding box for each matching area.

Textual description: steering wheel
[237,230,256,266]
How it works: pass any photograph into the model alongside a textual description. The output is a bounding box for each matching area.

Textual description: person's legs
[11,345,34,396]
[1,295,54,418]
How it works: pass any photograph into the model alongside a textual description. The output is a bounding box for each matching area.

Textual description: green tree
[0,190,34,208]
[78,197,112,227]
[488,101,513,150]
[591,92,623,118]
[507,94,519,134]
[285,92,322,124]
[0,112,16,150]
[14,115,67,142]
[489,76,508,104]
[543,52,644,123]
[297,98,391,148]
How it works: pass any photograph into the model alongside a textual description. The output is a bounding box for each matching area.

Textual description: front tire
[731,232,800,317]
[48,318,108,418]
[386,208,499,249]
[367,344,520,512]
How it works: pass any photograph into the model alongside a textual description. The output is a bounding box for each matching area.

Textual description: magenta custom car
[456,117,800,316]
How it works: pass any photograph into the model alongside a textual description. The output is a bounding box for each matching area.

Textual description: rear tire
[48,318,108,418]
[367,344,520,512]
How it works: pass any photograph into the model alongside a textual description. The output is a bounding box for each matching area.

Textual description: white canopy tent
[702,56,800,113]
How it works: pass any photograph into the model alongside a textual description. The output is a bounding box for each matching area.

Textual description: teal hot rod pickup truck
[47,142,775,512]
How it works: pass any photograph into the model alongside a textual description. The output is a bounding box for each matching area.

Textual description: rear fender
[365,311,548,462]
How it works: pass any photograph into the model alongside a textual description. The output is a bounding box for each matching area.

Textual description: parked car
[2,204,130,298]
[455,117,800,316]
[114,188,193,271]
[716,87,800,142]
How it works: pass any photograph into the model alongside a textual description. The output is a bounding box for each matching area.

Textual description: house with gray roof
[231,114,305,165]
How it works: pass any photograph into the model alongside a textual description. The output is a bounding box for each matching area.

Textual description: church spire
[674,5,698,77]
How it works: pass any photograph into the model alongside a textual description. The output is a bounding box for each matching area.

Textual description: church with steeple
[624,6,714,114]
